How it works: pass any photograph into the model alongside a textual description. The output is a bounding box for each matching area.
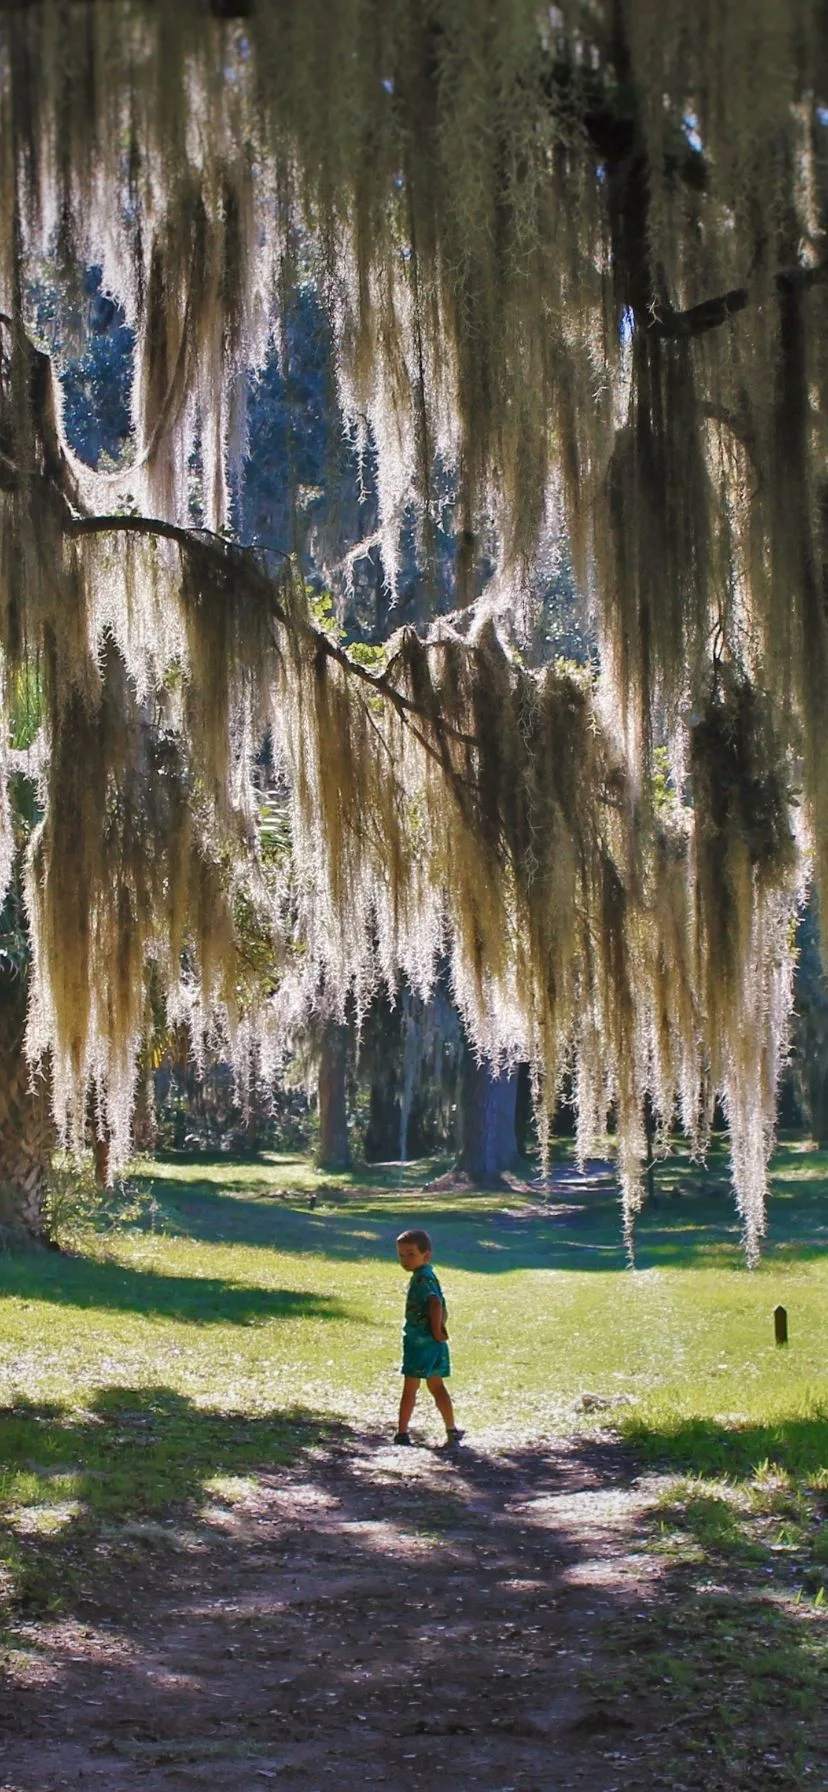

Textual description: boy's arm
[427,1294,448,1341]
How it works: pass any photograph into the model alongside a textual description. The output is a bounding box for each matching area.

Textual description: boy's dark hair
[397,1228,432,1254]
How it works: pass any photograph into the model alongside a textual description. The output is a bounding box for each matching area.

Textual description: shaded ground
[1,1423,824,1792]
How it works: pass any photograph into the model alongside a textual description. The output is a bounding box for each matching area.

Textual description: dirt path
[0,1428,679,1792]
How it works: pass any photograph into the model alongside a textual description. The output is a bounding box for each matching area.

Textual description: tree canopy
[0,0,826,1255]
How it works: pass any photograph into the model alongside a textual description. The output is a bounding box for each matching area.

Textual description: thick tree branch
[646,259,828,340]
[547,47,827,345]
[2,451,478,765]
[68,512,245,552]
[66,509,480,764]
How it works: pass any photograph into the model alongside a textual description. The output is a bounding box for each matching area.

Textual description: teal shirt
[400,1263,451,1378]
[404,1264,445,1339]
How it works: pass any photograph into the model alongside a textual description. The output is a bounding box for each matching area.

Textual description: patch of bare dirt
[0,1432,674,1791]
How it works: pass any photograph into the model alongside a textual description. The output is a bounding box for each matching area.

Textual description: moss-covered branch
[0,0,822,1255]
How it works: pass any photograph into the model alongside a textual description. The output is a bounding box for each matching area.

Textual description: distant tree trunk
[317,1020,351,1170]
[371,544,391,643]
[87,1087,112,1187]
[399,988,419,1161]
[0,971,56,1243]
[131,1070,157,1153]
[806,1065,828,1150]
[364,1080,400,1161]
[643,1095,657,1202]
[93,1132,112,1187]
[514,1061,533,1158]
[457,1052,518,1182]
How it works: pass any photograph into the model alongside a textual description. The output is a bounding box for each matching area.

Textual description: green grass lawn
[0,1137,825,1761]
[3,1141,824,1441]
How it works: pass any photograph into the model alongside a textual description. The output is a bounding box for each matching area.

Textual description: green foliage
[589,1584,825,1787]
[43,1152,149,1249]
[650,744,678,816]
[256,796,292,862]
[0,1138,825,1438]
[308,589,342,641]
[346,639,388,670]
[0,905,28,979]
[8,666,44,754]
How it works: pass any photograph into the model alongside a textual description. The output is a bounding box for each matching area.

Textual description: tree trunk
[364,1079,400,1161]
[317,1020,351,1170]
[807,1064,828,1150]
[399,988,419,1161]
[643,1095,657,1203]
[514,1061,533,1158]
[0,971,56,1243]
[457,1052,518,1182]
[93,1132,112,1187]
[87,1087,113,1186]
[131,1070,158,1153]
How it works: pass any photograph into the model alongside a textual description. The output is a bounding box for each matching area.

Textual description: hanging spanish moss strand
[0,0,824,1247]
[4,400,803,1244]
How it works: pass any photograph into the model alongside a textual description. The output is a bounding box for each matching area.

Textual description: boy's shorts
[400,1337,451,1379]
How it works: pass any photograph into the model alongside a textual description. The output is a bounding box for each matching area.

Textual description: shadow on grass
[621,1407,828,1481]
[619,1408,828,1607]
[0,1388,825,1788]
[148,1149,446,1194]
[120,1174,632,1271]
[0,1251,353,1326]
[117,1161,828,1274]
[0,1386,337,1618]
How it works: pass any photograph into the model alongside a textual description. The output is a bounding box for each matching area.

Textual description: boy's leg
[426,1375,456,1433]
[397,1376,420,1435]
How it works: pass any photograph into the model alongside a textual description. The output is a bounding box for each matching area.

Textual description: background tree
[0,914,54,1242]
[360,982,462,1163]
[316,1018,352,1173]
[0,766,55,1240]
[457,1051,519,1185]
[790,903,828,1147]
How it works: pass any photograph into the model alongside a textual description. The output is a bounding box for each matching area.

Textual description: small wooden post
[773,1304,788,1347]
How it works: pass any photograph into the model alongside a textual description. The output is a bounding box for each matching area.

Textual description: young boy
[394,1228,464,1449]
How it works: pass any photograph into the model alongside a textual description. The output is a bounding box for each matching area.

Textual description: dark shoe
[440,1428,466,1450]
[393,1430,413,1446]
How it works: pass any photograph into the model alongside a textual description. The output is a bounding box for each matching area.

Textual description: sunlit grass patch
[621,1395,828,1605]
[594,1451,827,1786]
[202,1473,261,1504]
[653,1474,763,1563]
[3,1145,827,1439]
[7,1500,81,1536]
